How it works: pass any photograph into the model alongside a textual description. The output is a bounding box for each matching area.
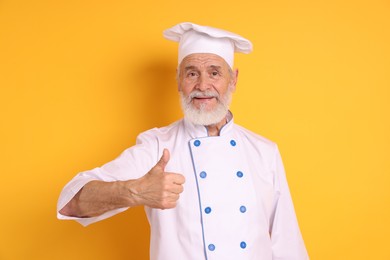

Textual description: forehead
[180,53,229,70]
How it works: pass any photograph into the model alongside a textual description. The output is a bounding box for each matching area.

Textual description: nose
[196,74,211,91]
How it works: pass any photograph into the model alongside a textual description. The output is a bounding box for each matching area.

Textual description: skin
[59,53,239,217]
[178,53,238,136]
[60,149,185,217]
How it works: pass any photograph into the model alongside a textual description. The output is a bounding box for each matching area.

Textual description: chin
[183,105,228,126]
[179,91,232,126]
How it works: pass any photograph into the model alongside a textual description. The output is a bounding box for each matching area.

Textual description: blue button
[240,206,247,213]
[208,244,215,251]
[205,207,212,214]
[230,140,236,146]
[236,171,244,178]
[240,241,247,249]
[194,140,201,147]
[200,171,207,178]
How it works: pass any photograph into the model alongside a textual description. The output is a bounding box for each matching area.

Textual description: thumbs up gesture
[127,149,185,209]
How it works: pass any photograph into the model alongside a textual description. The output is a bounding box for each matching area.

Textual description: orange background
[1,0,389,259]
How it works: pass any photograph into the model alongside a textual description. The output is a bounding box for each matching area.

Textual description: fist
[128,149,185,209]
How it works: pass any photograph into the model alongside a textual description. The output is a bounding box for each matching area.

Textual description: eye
[211,70,220,77]
[187,71,198,78]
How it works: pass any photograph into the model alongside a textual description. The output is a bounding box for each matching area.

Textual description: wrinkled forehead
[179,53,230,70]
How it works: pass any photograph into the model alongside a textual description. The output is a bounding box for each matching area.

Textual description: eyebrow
[184,65,198,71]
[209,65,222,70]
[184,65,222,71]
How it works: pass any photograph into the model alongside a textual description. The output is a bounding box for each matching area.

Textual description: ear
[176,68,180,91]
[230,69,239,92]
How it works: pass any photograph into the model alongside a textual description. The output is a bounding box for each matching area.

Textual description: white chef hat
[163,22,253,68]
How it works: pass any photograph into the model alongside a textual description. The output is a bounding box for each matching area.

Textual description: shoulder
[136,119,183,144]
[234,123,277,149]
[233,123,281,166]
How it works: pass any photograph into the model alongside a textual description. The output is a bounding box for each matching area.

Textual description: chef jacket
[57,113,309,260]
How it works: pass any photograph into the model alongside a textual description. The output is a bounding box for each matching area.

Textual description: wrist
[122,179,143,207]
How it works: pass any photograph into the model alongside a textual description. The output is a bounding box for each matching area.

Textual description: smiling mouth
[193,96,215,100]
[192,97,216,103]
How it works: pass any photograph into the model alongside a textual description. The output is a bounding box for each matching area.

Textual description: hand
[127,149,185,209]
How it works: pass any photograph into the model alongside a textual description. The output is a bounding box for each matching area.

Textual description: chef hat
[163,22,253,68]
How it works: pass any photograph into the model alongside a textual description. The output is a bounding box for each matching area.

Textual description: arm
[59,149,185,218]
[270,146,309,259]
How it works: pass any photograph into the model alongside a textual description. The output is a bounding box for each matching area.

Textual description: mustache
[189,90,219,100]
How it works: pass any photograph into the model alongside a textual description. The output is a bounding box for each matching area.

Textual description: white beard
[179,89,232,126]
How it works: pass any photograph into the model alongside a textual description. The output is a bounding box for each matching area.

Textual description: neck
[205,117,227,136]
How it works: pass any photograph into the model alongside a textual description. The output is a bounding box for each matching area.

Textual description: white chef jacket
[57,113,309,260]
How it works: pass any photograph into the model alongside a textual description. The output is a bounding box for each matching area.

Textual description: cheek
[179,81,195,95]
[216,81,231,94]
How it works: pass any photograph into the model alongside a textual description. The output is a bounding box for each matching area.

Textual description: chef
[57,22,309,260]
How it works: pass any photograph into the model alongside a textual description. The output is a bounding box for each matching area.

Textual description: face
[177,53,238,125]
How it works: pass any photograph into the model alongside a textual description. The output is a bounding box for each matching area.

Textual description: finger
[170,184,184,194]
[154,148,170,171]
[164,173,185,184]
[172,174,185,185]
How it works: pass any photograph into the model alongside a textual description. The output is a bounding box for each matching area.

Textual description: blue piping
[188,139,208,260]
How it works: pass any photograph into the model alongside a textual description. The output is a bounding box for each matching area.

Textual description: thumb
[154,148,170,171]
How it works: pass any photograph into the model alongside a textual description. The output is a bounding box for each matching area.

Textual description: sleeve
[56,130,159,226]
[269,145,309,259]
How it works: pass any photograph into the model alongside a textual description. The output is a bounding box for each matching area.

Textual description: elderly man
[57,22,309,260]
